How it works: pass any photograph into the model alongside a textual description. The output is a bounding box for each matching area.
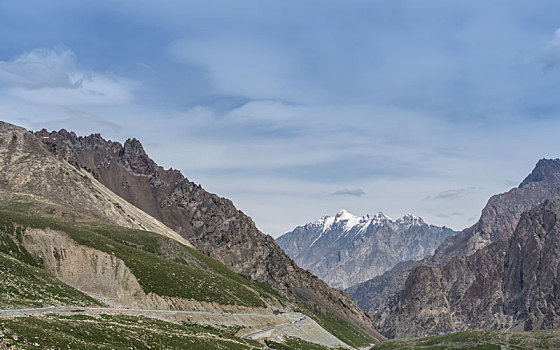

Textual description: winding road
[240,316,307,339]
[0,306,303,340]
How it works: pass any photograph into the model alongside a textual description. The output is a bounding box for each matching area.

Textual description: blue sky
[2,1,560,236]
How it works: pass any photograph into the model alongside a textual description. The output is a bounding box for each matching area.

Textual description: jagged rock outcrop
[503,199,560,331]
[376,199,560,338]
[277,210,457,289]
[0,122,187,246]
[33,128,383,341]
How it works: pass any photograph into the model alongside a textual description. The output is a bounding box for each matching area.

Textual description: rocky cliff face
[433,158,560,264]
[277,210,457,289]
[376,199,560,338]
[503,199,560,331]
[33,128,383,341]
[0,122,186,246]
[349,159,560,338]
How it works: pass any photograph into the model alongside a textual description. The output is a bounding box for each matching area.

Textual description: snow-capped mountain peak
[276,209,459,289]
[308,210,427,237]
[396,213,425,226]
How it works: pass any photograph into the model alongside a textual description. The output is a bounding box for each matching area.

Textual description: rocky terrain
[376,199,560,338]
[349,159,560,338]
[32,127,383,345]
[0,122,188,247]
[277,210,456,289]
[432,158,560,264]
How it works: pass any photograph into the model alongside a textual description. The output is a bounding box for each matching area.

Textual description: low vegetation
[308,308,375,348]
[375,328,560,349]
[0,314,264,349]
[266,337,343,349]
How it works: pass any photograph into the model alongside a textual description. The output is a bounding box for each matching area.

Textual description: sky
[1,1,560,237]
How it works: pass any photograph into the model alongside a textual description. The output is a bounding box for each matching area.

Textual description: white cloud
[0,47,77,88]
[0,47,134,106]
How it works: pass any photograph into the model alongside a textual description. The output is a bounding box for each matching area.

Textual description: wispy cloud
[435,212,464,218]
[425,187,480,201]
[331,188,366,197]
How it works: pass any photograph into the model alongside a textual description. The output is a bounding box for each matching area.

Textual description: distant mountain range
[277,210,457,289]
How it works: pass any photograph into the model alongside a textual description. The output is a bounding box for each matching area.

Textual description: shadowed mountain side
[433,158,560,264]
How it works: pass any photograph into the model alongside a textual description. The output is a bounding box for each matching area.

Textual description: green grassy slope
[375,329,560,350]
[0,192,375,348]
[0,206,283,308]
[309,309,375,348]
[266,337,343,350]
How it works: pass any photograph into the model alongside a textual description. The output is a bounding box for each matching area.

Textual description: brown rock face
[0,122,184,245]
[433,159,560,264]
[349,159,560,338]
[33,128,382,341]
[376,199,560,338]
[503,199,560,331]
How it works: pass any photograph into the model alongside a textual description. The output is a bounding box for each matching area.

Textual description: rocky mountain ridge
[349,158,560,338]
[33,127,383,344]
[277,209,457,289]
[376,198,560,338]
[0,122,187,246]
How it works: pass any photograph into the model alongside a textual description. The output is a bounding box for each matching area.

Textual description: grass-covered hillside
[0,314,265,350]
[375,328,560,349]
[0,313,351,350]
[0,191,377,349]
[0,192,284,308]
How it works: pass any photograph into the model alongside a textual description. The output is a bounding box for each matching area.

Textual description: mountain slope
[33,127,384,345]
[0,192,284,310]
[0,191,352,348]
[277,210,457,289]
[377,198,560,338]
[349,159,560,318]
[0,122,189,247]
[349,159,560,338]
[432,158,560,264]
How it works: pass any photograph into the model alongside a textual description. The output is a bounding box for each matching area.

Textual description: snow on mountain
[277,209,458,289]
